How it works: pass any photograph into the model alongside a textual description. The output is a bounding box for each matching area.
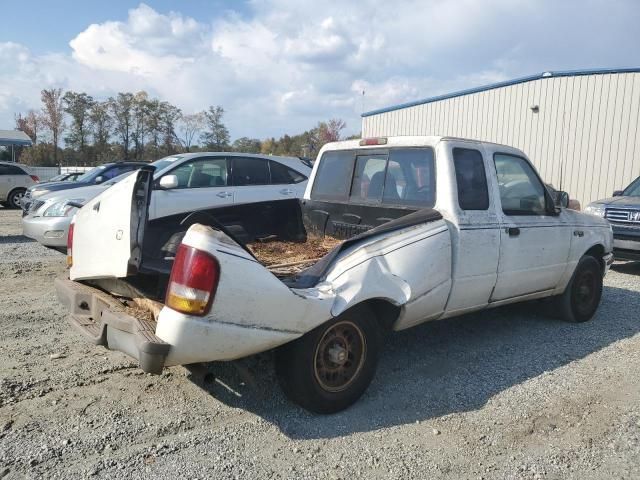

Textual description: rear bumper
[54,276,170,373]
[22,215,71,247]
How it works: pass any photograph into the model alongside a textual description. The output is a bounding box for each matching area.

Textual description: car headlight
[584,203,605,217]
[43,199,85,217]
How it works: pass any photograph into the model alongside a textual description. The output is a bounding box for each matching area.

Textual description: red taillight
[165,244,220,316]
[30,175,39,182]
[359,137,388,146]
[66,222,74,267]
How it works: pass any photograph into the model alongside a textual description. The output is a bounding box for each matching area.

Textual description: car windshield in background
[623,177,640,196]
[312,147,436,207]
[75,166,104,182]
[151,156,183,176]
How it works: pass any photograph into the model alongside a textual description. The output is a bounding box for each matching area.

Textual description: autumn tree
[40,88,66,163]
[63,91,94,155]
[89,101,113,162]
[14,110,42,144]
[132,91,151,160]
[201,105,230,151]
[176,112,205,152]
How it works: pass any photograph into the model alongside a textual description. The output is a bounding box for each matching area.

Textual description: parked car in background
[56,136,612,413]
[23,152,311,249]
[585,175,640,260]
[0,162,39,208]
[47,172,84,182]
[21,161,148,212]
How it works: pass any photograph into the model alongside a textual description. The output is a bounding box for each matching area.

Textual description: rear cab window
[311,147,436,208]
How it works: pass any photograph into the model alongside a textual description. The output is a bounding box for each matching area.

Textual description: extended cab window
[453,148,489,210]
[494,153,546,215]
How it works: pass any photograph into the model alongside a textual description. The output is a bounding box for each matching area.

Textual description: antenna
[361,89,365,114]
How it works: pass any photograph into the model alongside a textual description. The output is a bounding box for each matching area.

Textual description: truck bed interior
[119,198,442,301]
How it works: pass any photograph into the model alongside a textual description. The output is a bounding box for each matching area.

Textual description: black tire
[7,188,26,209]
[275,305,381,414]
[555,255,603,323]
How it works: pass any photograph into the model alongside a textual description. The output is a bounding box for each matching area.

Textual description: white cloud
[1,0,639,140]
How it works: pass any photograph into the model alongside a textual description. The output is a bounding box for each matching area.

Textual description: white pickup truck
[56,136,613,413]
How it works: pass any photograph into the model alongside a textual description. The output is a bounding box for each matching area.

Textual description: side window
[384,148,436,207]
[166,158,228,188]
[1,165,26,175]
[231,157,269,186]
[453,148,489,210]
[269,161,306,184]
[311,151,355,200]
[350,155,387,203]
[494,153,547,215]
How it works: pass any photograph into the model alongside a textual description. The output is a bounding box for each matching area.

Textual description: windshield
[623,177,640,196]
[75,166,105,182]
[151,156,183,177]
[49,174,67,181]
[104,171,137,186]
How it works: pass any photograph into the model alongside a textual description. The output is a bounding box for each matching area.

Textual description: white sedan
[22,153,311,248]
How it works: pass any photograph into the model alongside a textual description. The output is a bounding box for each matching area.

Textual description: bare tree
[132,91,150,160]
[318,118,346,144]
[176,112,205,152]
[40,88,66,163]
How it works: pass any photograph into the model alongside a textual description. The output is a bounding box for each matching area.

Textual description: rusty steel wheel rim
[313,320,367,393]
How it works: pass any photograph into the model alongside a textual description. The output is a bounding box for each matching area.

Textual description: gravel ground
[1,207,639,479]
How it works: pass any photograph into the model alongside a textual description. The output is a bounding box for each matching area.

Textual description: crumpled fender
[329,256,411,317]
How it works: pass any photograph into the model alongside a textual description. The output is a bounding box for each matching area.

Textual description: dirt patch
[248,235,343,267]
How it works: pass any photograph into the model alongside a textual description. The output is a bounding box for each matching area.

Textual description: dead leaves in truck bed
[248,236,342,275]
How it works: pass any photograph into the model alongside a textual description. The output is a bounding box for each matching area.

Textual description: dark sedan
[21,162,148,213]
[585,176,640,260]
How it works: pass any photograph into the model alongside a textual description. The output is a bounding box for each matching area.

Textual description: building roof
[361,67,640,117]
[0,130,33,147]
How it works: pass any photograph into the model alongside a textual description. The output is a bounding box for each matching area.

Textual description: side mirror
[556,190,569,208]
[612,190,623,197]
[94,175,104,184]
[159,175,178,189]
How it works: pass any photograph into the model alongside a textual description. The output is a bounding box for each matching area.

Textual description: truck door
[444,144,501,313]
[489,151,571,301]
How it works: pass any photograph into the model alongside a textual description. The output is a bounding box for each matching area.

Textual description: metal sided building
[361,68,640,206]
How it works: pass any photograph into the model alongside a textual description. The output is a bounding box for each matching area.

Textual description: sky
[1,0,639,140]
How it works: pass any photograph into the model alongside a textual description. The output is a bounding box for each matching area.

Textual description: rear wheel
[7,188,26,209]
[275,305,381,413]
[555,255,603,323]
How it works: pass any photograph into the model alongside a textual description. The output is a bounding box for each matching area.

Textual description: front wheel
[275,305,381,414]
[7,188,26,209]
[555,255,603,323]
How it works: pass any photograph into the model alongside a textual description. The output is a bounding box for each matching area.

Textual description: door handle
[216,192,232,198]
[279,188,294,195]
[506,227,520,237]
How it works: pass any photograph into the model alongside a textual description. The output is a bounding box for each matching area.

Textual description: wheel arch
[337,297,402,333]
[583,243,605,274]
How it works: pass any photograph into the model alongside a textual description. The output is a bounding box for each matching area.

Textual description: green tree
[232,137,262,153]
[201,105,230,151]
[63,91,94,156]
[109,92,135,159]
[89,101,112,163]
